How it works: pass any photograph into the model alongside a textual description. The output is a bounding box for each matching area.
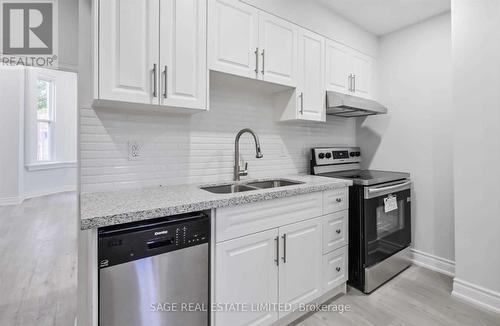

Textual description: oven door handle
[365,180,411,199]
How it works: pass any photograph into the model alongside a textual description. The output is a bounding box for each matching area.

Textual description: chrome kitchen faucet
[234,128,263,181]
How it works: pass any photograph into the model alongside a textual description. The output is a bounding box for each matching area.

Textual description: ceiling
[315,0,451,36]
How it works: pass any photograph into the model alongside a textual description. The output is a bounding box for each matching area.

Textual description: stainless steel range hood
[326,91,387,117]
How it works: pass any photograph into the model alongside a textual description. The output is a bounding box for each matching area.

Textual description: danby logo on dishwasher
[154,230,169,236]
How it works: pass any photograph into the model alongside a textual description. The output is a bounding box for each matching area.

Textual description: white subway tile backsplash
[80,82,356,193]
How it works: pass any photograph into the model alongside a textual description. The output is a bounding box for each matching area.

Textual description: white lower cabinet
[215,229,279,326]
[214,188,349,326]
[322,246,348,293]
[278,218,322,318]
[322,210,348,254]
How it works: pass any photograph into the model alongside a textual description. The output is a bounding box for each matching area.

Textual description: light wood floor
[0,192,77,326]
[297,266,500,326]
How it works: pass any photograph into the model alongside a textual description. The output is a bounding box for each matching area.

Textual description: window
[36,79,54,161]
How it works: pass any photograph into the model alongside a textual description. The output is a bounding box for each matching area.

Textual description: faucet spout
[234,128,263,181]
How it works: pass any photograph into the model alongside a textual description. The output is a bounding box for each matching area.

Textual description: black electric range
[311,147,412,293]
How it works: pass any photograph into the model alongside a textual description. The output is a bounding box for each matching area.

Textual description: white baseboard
[0,196,23,206]
[0,186,76,206]
[23,185,76,200]
[409,248,455,277]
[453,278,500,314]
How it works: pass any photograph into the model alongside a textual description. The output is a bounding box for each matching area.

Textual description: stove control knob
[350,152,356,157]
[325,152,332,159]
[318,153,325,159]
[356,152,361,157]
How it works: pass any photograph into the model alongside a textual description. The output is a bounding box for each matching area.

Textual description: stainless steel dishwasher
[98,212,210,326]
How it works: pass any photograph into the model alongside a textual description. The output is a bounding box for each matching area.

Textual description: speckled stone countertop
[80,175,352,230]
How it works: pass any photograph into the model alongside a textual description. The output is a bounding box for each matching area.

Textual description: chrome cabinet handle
[261,49,265,75]
[254,47,259,74]
[281,234,287,263]
[163,65,168,98]
[348,74,352,92]
[336,267,341,272]
[336,229,341,234]
[152,64,157,97]
[353,74,356,92]
[274,236,279,266]
[299,92,304,114]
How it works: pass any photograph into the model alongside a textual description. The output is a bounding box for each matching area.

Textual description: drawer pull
[336,229,341,234]
[336,198,342,203]
[336,267,341,272]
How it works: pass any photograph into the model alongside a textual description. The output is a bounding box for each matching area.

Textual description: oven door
[363,180,411,267]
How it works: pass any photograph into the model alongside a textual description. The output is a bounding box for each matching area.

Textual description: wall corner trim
[410,248,455,277]
[452,278,500,314]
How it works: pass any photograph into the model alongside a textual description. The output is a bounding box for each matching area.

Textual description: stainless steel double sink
[201,179,304,194]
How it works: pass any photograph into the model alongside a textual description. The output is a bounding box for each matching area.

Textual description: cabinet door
[278,218,322,317]
[325,39,351,94]
[322,211,348,254]
[351,51,373,99]
[258,12,297,87]
[297,28,325,122]
[215,229,279,326]
[99,0,159,104]
[208,0,259,79]
[323,245,348,293]
[159,0,207,110]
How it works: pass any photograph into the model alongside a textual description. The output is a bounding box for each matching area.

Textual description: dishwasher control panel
[98,212,210,268]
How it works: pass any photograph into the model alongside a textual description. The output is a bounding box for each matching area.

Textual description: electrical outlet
[128,141,141,160]
[280,144,288,157]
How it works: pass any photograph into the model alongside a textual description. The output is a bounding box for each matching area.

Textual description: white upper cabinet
[351,51,373,99]
[208,0,259,79]
[97,0,207,111]
[278,218,323,317]
[325,40,351,95]
[208,0,298,87]
[325,39,374,99]
[99,0,159,105]
[159,0,207,109]
[215,229,279,326]
[258,12,298,87]
[296,28,325,122]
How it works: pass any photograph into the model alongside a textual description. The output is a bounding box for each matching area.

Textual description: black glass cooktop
[319,169,410,186]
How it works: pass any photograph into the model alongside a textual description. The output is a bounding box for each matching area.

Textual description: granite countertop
[80,175,352,230]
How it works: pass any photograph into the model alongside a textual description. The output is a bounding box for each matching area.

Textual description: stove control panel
[312,147,361,166]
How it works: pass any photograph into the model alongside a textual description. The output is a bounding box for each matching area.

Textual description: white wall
[58,0,79,71]
[451,0,500,312]
[0,67,24,205]
[357,13,454,266]
[80,75,356,193]
[243,0,378,56]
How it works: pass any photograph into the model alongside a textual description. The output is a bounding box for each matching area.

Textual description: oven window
[376,199,405,238]
[364,189,411,267]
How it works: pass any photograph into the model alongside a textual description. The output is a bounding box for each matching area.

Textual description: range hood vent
[326,91,387,117]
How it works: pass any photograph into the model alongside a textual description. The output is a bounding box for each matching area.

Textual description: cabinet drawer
[216,192,323,242]
[322,245,348,293]
[322,211,348,254]
[323,188,348,214]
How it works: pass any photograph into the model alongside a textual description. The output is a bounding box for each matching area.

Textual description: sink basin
[246,179,304,189]
[200,179,304,194]
[200,184,257,194]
